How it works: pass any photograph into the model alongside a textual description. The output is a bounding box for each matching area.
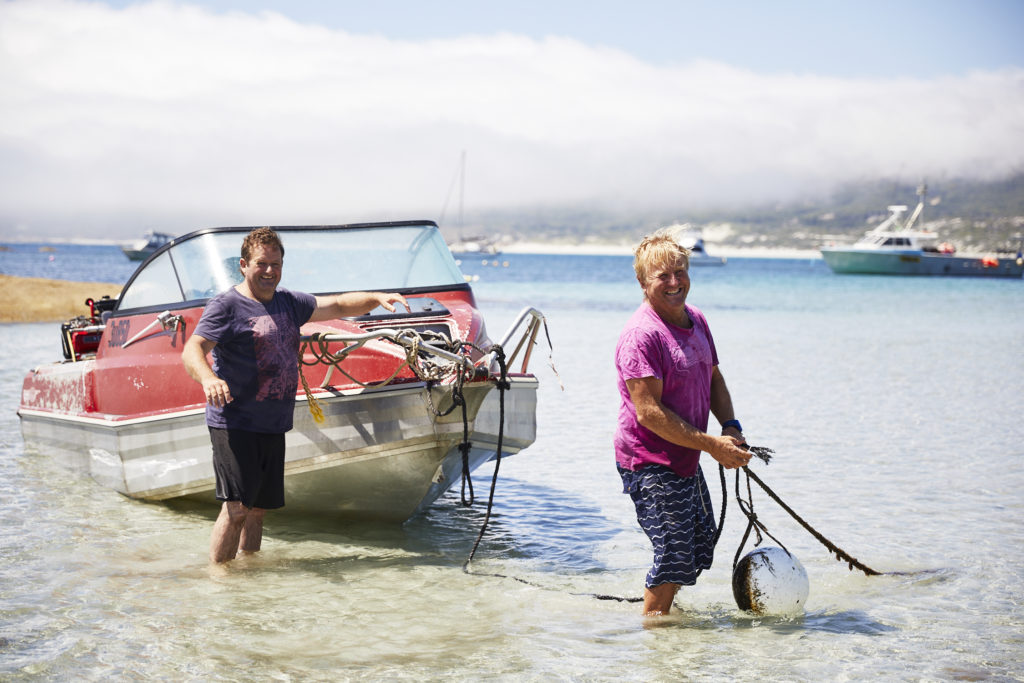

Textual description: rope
[464,346,508,562]
[738,464,882,576]
[298,363,326,424]
[458,379,474,507]
[458,348,644,602]
[297,329,470,422]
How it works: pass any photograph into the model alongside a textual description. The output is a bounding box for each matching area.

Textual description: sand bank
[0,275,122,323]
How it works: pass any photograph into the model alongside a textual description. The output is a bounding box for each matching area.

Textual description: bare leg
[238,507,265,554]
[643,583,680,616]
[210,501,248,564]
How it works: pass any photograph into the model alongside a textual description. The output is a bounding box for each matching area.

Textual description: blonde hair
[633,226,691,282]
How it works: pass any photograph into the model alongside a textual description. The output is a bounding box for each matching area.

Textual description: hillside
[448,173,1024,254]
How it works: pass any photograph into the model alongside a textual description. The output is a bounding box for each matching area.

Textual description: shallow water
[2,249,1023,681]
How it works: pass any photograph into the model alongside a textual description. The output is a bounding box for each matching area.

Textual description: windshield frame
[114,221,470,315]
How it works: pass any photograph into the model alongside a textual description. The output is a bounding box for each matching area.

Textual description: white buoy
[732,546,809,615]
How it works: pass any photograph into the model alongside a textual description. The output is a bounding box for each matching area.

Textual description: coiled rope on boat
[296,325,537,512]
[299,328,471,424]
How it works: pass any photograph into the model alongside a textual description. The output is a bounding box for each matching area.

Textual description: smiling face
[238,243,283,303]
[641,254,691,326]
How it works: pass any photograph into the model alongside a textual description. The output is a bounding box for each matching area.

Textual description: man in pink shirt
[614,227,752,616]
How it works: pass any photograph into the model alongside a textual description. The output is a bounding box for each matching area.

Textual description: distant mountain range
[449,172,1024,254]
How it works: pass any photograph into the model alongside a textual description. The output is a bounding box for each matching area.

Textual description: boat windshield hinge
[121,311,185,349]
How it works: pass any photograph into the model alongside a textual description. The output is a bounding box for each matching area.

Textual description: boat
[680,232,726,266]
[448,235,502,257]
[19,221,549,522]
[438,150,503,259]
[121,231,174,261]
[820,186,1024,278]
[665,225,726,266]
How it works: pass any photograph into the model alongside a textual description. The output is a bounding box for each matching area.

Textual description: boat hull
[19,378,537,522]
[688,256,727,266]
[820,248,1024,278]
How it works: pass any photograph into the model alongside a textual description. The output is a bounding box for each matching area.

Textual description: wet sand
[0,274,122,323]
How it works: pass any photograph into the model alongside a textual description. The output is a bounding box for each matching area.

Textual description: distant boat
[121,231,174,261]
[440,150,502,258]
[820,185,1024,278]
[681,233,726,266]
[665,225,726,266]
[448,235,502,257]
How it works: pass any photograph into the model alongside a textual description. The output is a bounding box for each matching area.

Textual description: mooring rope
[466,440,886,604]
[463,346,509,564]
[736,462,882,576]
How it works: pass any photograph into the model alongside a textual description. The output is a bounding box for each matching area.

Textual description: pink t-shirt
[614,302,719,477]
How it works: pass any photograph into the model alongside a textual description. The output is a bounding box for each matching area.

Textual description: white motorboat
[682,233,727,266]
[820,186,1024,278]
[667,226,726,266]
[121,231,175,261]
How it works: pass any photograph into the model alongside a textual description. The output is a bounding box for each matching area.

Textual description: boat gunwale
[17,375,540,427]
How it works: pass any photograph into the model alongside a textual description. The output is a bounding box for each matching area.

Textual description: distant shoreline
[500,241,822,259]
[0,274,122,323]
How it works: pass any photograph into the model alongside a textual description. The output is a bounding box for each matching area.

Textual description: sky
[2,0,1023,240]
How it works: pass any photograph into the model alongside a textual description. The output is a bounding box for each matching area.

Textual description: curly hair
[241,227,285,262]
[633,226,690,282]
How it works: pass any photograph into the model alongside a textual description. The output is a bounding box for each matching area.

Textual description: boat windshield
[117,223,466,311]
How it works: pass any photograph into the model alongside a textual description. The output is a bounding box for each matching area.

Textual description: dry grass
[0,274,122,323]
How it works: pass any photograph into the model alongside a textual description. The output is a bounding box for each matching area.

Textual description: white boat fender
[732,546,809,616]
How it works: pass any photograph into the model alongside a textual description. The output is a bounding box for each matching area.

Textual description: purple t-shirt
[194,287,316,433]
[614,302,719,477]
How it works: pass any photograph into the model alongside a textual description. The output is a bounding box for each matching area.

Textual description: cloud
[2,0,1023,238]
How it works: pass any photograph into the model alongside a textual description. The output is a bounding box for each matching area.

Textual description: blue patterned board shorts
[619,465,717,588]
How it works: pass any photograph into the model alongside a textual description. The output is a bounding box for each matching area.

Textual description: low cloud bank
[2,1,1022,238]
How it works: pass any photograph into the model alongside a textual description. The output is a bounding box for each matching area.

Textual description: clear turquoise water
[2,246,1023,680]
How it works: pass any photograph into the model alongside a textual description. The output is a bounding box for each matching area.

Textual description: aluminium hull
[18,378,537,522]
[820,249,1024,278]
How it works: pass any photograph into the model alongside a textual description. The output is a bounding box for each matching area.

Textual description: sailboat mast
[458,150,465,237]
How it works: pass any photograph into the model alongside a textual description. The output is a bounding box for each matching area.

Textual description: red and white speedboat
[19,221,547,521]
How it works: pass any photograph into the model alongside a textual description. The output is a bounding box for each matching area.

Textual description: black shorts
[209,427,286,510]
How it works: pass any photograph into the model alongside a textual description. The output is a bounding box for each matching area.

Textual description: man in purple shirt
[614,227,751,616]
[182,227,408,564]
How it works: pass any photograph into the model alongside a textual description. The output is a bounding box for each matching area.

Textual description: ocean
[2,243,1023,681]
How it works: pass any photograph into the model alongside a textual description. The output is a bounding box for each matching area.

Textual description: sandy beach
[0,274,122,323]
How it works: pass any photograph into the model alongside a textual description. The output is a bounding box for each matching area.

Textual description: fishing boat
[19,221,549,522]
[820,186,1024,278]
[121,230,175,261]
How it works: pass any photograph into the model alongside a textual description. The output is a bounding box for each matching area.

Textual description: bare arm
[625,374,750,469]
[181,333,232,407]
[709,365,743,441]
[308,291,410,323]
